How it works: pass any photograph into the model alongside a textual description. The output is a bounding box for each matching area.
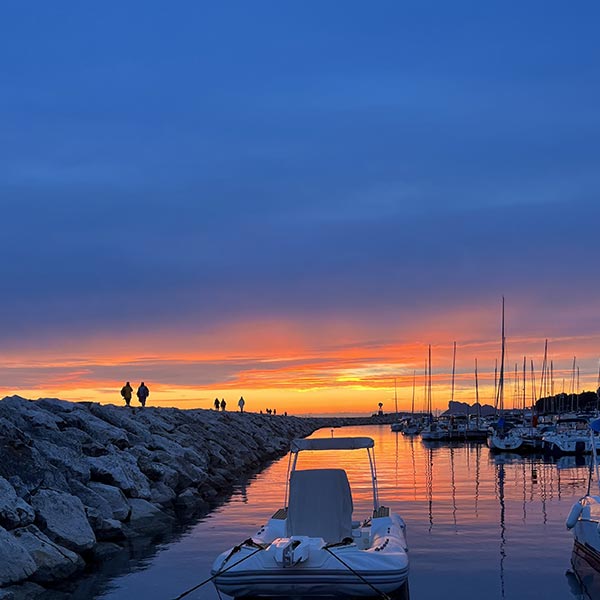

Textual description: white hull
[213,513,409,597]
[543,432,599,455]
[567,495,600,570]
[487,429,523,452]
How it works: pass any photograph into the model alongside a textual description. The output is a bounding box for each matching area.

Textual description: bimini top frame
[285,437,380,510]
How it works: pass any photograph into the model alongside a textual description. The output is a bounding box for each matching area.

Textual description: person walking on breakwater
[120,381,133,407]
[238,396,245,412]
[137,382,150,407]
[214,397,220,410]
[220,398,226,411]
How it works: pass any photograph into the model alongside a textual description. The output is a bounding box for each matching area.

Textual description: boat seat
[287,469,353,544]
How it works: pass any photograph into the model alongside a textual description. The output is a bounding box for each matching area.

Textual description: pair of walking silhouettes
[121,381,149,407]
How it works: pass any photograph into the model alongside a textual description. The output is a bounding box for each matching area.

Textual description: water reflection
[80,426,598,600]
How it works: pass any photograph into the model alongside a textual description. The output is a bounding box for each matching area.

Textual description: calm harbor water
[91,424,593,600]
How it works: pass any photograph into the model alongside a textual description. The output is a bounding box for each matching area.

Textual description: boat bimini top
[285,436,380,518]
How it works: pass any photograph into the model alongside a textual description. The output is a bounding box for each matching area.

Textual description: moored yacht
[543,417,599,456]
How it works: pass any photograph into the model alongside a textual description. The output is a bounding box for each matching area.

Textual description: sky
[2,2,600,414]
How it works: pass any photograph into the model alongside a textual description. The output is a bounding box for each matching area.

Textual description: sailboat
[487,298,524,452]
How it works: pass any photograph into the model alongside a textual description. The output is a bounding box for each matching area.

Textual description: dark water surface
[93,425,592,600]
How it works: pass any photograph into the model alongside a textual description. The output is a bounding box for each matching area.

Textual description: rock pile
[0,396,326,596]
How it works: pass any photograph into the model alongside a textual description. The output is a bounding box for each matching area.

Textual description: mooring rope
[323,546,393,600]
[170,540,264,600]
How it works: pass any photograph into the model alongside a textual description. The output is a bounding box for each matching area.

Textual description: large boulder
[0,477,34,530]
[69,480,114,521]
[88,452,151,499]
[11,525,84,583]
[31,439,90,483]
[0,526,36,586]
[126,499,173,534]
[30,490,96,553]
[87,482,131,521]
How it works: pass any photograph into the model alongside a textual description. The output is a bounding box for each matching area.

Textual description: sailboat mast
[411,370,416,416]
[494,360,498,413]
[394,378,398,416]
[522,355,526,418]
[475,358,480,426]
[498,297,505,413]
[428,344,433,417]
[530,360,536,413]
[451,341,456,404]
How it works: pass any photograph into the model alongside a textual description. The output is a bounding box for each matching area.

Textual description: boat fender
[566,502,584,529]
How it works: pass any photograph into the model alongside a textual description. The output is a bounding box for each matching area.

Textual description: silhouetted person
[220,398,226,411]
[238,396,245,412]
[273,408,276,415]
[137,382,149,407]
[120,381,133,407]
[214,397,220,410]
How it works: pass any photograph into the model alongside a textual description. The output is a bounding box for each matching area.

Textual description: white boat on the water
[543,417,599,456]
[211,436,410,598]
[566,418,600,578]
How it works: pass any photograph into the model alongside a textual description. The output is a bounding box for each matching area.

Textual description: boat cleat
[268,536,311,567]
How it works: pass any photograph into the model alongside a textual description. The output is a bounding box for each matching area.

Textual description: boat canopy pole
[367,447,380,509]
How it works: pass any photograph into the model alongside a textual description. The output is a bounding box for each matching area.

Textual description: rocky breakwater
[0,396,326,597]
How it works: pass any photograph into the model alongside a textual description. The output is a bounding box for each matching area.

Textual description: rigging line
[170,542,264,600]
[323,546,394,600]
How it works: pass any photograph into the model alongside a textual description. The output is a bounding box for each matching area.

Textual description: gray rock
[150,481,176,505]
[0,477,35,530]
[70,480,114,521]
[87,482,131,521]
[32,439,90,483]
[0,396,64,431]
[60,408,130,449]
[11,525,84,583]
[30,489,96,553]
[0,526,36,586]
[127,499,173,533]
[91,541,122,561]
[93,517,125,541]
[88,452,151,499]
[0,582,46,600]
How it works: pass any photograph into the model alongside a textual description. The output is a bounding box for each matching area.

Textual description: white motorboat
[211,437,410,598]
[420,421,448,441]
[543,417,599,456]
[566,418,600,581]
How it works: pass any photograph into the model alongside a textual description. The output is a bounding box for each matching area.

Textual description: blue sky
[1,2,600,407]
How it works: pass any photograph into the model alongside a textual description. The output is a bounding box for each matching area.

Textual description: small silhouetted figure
[284,411,287,416]
[273,408,276,415]
[137,382,149,407]
[238,396,245,412]
[220,398,226,411]
[214,397,220,410]
[120,382,133,407]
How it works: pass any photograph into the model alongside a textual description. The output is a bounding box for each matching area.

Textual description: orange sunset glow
[3,308,600,415]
